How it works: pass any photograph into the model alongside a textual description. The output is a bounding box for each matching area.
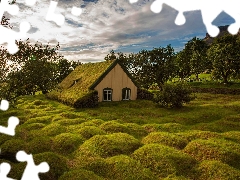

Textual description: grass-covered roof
[47,60,113,105]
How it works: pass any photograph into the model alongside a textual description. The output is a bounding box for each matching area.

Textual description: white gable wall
[94,64,137,101]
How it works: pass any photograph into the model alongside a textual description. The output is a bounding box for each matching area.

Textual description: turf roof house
[49,60,139,108]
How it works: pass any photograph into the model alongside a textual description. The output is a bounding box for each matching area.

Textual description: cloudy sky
[8,0,235,63]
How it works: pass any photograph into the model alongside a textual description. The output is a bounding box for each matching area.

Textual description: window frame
[103,88,113,101]
[122,88,131,100]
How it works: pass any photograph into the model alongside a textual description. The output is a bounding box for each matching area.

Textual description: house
[47,59,139,108]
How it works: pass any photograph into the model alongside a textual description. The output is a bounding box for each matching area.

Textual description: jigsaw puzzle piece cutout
[71,6,82,16]
[131,0,240,37]
[0,116,19,136]
[25,0,38,7]
[46,0,65,26]
[0,162,16,180]
[0,0,19,18]
[16,151,50,180]
[0,100,9,111]
[0,21,30,54]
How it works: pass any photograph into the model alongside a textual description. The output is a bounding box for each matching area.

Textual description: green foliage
[76,133,142,158]
[99,121,130,134]
[137,88,154,100]
[59,169,104,180]
[131,144,196,178]
[196,160,240,180]
[207,34,240,83]
[105,155,156,180]
[153,82,195,108]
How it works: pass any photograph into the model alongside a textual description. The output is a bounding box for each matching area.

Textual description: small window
[122,88,131,100]
[103,88,112,101]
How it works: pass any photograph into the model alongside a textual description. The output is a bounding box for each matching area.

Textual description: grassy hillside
[1,93,240,179]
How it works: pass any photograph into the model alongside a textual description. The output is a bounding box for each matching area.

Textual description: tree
[175,50,191,79]
[1,39,64,101]
[207,34,240,83]
[104,50,117,61]
[184,37,209,80]
[119,45,176,89]
[57,58,81,83]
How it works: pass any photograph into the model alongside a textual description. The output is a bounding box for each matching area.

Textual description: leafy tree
[1,39,64,101]
[184,37,209,80]
[57,58,81,83]
[207,34,240,83]
[175,50,191,79]
[104,50,117,61]
[120,45,176,89]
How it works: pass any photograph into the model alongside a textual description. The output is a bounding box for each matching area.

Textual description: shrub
[76,126,106,139]
[33,152,68,180]
[196,160,240,180]
[76,133,142,158]
[142,132,188,149]
[52,133,85,155]
[105,155,156,180]
[183,138,240,169]
[131,144,196,178]
[153,82,195,108]
[74,90,98,108]
[59,169,104,180]
[137,88,154,100]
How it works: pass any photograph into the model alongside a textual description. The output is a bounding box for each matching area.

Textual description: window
[122,88,131,100]
[103,88,112,101]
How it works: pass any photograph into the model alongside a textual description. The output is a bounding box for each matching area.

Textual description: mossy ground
[1,93,240,179]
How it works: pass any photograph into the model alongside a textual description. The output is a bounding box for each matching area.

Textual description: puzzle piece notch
[0,21,30,54]
[0,0,19,19]
[25,0,37,7]
[46,1,65,26]
[0,100,9,111]
[0,116,19,136]
[0,162,15,180]
[71,6,82,16]
[16,151,50,180]
[130,0,240,37]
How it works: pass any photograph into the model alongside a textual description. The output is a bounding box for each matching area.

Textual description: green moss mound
[131,144,196,179]
[52,133,85,155]
[54,118,86,125]
[124,123,148,138]
[28,136,53,154]
[76,126,106,139]
[105,155,156,180]
[1,139,28,161]
[142,132,188,149]
[99,121,130,134]
[70,152,108,177]
[177,130,221,141]
[24,116,52,124]
[33,152,68,180]
[76,133,142,158]
[59,169,104,180]
[40,123,66,136]
[183,138,240,169]
[196,160,240,180]
[8,162,27,180]
[143,123,187,133]
[222,131,240,144]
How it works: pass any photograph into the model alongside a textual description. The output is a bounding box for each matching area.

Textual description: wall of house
[94,64,137,101]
